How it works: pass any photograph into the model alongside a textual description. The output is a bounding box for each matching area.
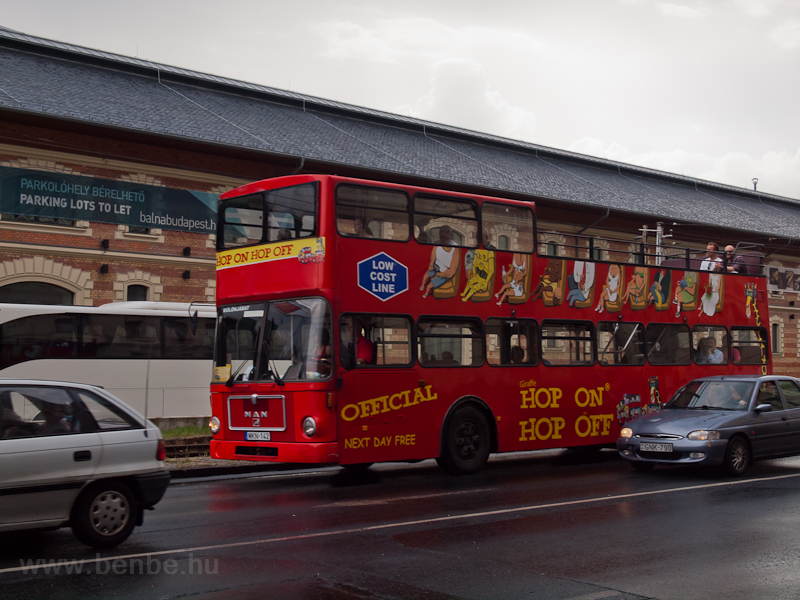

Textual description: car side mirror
[755,403,772,413]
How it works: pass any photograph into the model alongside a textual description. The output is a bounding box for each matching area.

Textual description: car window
[778,380,800,409]
[0,386,79,438]
[74,390,140,431]
[756,381,784,411]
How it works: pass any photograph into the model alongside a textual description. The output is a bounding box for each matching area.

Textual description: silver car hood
[628,408,747,434]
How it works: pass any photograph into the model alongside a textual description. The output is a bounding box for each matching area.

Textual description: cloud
[770,19,800,48]
[732,0,790,17]
[658,3,712,18]
[313,17,543,65]
[396,59,537,142]
[569,137,800,199]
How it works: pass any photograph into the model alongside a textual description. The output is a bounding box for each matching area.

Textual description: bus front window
[215,304,265,384]
[260,299,332,382]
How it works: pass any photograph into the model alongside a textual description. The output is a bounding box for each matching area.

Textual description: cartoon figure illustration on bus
[594,264,622,313]
[461,248,495,302]
[313,237,325,263]
[698,270,723,316]
[495,253,529,305]
[566,261,595,308]
[420,225,461,299]
[621,266,648,310]
[647,268,672,311]
[673,271,698,316]
[531,258,564,306]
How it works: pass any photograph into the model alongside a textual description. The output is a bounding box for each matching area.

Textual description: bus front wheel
[438,405,491,475]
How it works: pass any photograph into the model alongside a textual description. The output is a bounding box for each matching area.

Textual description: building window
[1,213,75,227]
[772,322,780,355]
[0,282,73,305]
[127,285,149,302]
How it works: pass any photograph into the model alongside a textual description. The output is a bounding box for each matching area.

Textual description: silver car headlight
[687,430,720,441]
[620,428,633,439]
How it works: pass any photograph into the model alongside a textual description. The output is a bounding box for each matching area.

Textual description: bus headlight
[302,417,317,438]
[209,416,220,435]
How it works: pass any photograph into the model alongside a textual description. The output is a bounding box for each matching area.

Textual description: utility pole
[638,222,672,266]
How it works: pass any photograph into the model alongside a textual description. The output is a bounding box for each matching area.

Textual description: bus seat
[433,258,462,299]
[739,252,763,275]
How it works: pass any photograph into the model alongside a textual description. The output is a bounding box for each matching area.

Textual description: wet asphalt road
[4,450,800,600]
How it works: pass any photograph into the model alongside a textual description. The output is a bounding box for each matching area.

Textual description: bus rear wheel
[438,405,490,475]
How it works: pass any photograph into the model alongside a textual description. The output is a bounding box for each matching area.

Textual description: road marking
[4,471,800,576]
[323,488,493,507]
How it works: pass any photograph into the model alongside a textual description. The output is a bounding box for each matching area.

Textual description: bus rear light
[156,439,166,461]
[302,417,317,438]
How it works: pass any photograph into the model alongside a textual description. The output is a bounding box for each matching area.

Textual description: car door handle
[73,450,92,462]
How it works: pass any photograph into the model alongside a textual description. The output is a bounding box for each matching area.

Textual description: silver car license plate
[246,431,271,441]
[640,442,672,452]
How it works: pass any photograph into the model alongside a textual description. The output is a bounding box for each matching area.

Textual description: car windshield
[666,380,755,411]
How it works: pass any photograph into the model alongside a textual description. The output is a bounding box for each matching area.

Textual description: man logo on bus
[358,252,408,302]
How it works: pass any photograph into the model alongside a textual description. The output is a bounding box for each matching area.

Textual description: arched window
[127,284,148,302]
[0,282,74,305]
[498,235,510,251]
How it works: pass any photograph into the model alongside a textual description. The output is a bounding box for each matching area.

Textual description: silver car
[0,380,170,548]
[617,375,800,476]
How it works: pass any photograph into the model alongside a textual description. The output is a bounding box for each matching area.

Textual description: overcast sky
[2,0,799,199]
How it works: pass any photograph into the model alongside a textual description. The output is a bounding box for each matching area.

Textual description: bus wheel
[439,405,490,475]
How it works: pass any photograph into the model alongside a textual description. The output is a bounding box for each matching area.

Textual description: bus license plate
[246,431,271,441]
[640,442,672,452]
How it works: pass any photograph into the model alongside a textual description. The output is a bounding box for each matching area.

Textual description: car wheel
[723,437,750,477]
[438,405,491,475]
[631,461,655,472]
[71,481,136,549]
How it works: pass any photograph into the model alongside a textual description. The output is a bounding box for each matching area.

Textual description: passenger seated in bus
[721,334,740,362]
[510,346,524,364]
[482,228,496,250]
[277,227,293,240]
[724,245,745,273]
[695,337,723,364]
[353,217,374,238]
[439,351,458,365]
[355,321,374,364]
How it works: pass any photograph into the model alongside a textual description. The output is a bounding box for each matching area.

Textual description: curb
[168,462,330,479]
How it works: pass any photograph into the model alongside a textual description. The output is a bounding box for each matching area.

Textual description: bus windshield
[215,299,332,383]
[218,182,317,249]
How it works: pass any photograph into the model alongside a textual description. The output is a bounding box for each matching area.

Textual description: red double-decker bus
[209,174,770,474]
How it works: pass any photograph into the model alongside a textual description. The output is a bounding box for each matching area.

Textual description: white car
[0,380,170,548]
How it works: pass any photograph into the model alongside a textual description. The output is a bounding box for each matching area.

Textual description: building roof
[1,27,799,243]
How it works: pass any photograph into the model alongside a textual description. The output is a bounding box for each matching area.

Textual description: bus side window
[418,317,483,367]
[486,318,539,366]
[335,185,410,242]
[339,315,413,368]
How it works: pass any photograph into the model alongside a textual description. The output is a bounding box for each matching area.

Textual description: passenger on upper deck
[700,243,723,272]
[724,245,746,273]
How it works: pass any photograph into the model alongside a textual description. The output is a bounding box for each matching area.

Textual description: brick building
[0,26,798,373]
